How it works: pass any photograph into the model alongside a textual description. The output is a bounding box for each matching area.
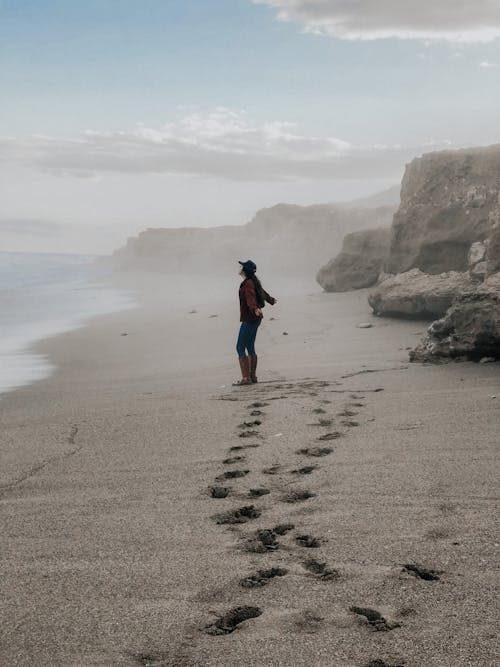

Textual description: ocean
[0,252,136,395]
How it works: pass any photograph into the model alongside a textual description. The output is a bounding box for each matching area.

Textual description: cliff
[316,228,391,292]
[111,201,396,278]
[386,144,500,274]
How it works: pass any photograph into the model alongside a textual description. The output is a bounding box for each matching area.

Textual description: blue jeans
[236,320,261,357]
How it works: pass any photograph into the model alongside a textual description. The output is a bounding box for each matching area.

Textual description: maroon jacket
[239,278,276,323]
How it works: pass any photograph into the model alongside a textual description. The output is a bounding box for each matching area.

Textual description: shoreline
[0,261,137,396]
[0,283,498,666]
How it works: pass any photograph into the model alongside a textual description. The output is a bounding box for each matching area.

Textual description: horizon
[2,0,499,254]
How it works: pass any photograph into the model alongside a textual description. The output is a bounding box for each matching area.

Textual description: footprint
[302,559,340,581]
[312,408,326,414]
[425,527,451,540]
[273,523,295,535]
[348,402,365,408]
[238,420,262,428]
[210,486,231,499]
[248,487,270,497]
[308,418,334,427]
[282,490,316,503]
[248,402,269,408]
[350,394,365,399]
[217,469,249,480]
[239,567,288,588]
[291,465,318,475]
[239,430,260,438]
[245,529,280,552]
[295,534,321,548]
[402,563,441,581]
[338,409,358,417]
[223,456,245,465]
[204,606,262,635]
[213,506,261,525]
[341,420,359,427]
[317,432,342,441]
[349,607,400,632]
[291,609,324,634]
[297,447,332,457]
[250,410,264,417]
[128,652,170,666]
[262,465,281,475]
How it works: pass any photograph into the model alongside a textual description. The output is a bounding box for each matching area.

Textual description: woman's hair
[244,269,266,307]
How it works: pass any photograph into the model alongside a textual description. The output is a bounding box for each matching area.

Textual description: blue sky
[1,0,499,252]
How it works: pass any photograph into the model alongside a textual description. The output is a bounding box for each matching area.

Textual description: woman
[234,259,277,386]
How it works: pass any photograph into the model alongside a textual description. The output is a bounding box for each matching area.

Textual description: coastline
[0,281,498,666]
[0,256,137,396]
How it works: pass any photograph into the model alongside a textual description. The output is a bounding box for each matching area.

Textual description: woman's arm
[263,289,277,305]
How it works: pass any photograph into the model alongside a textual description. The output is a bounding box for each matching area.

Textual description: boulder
[386,145,500,275]
[368,269,473,319]
[410,273,500,361]
[316,228,391,292]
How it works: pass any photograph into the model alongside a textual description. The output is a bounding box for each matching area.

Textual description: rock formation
[386,144,500,275]
[368,269,473,319]
[486,219,500,276]
[410,273,500,361]
[111,201,395,278]
[316,228,391,292]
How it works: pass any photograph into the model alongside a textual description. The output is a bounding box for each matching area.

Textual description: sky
[1,0,499,254]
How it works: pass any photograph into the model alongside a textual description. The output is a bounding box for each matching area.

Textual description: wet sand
[1,279,499,666]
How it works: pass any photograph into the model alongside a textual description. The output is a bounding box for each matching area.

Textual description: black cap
[239,259,257,273]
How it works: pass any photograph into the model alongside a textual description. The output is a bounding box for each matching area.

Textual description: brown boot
[249,355,258,383]
[233,356,252,385]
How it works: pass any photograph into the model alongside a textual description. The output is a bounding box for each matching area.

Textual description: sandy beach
[1,278,498,667]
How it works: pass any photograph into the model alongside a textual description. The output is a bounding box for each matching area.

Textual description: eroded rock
[386,145,500,275]
[410,273,500,361]
[316,228,391,292]
[368,269,473,319]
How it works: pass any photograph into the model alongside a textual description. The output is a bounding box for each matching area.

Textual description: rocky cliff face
[111,202,395,278]
[386,144,500,275]
[410,273,500,361]
[316,228,391,292]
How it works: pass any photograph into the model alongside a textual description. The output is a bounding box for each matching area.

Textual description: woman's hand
[254,308,263,317]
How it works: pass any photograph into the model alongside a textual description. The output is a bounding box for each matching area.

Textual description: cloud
[254,0,500,42]
[479,60,500,67]
[0,109,453,183]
